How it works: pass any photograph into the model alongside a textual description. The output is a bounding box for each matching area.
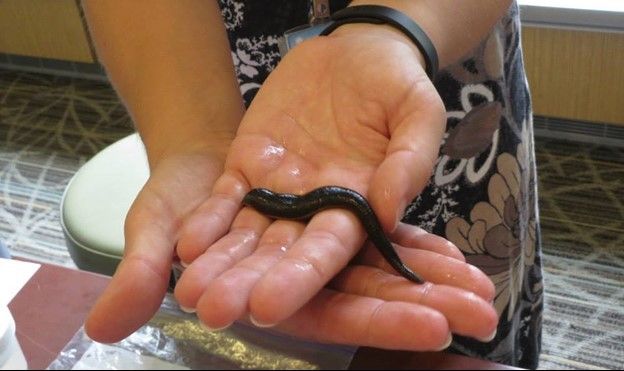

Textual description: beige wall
[1,2,622,127]
[521,26,624,126]
[0,0,94,63]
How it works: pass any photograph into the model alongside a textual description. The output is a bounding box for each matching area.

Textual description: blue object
[0,240,11,259]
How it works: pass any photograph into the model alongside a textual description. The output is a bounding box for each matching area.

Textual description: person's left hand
[179,222,498,349]
[173,26,498,350]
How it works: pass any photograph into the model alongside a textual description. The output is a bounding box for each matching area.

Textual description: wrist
[319,4,438,79]
[135,98,243,169]
[148,134,234,171]
[323,23,427,70]
[141,122,237,170]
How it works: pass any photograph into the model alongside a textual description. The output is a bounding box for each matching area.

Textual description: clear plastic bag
[47,295,356,370]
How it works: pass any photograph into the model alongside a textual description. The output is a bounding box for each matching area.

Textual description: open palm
[174,31,498,349]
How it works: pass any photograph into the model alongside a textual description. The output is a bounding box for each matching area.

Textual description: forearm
[349,0,513,68]
[82,0,243,167]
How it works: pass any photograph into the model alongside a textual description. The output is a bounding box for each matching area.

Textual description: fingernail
[180,260,189,268]
[179,305,196,314]
[249,315,276,328]
[435,333,453,351]
[199,321,230,332]
[478,328,497,343]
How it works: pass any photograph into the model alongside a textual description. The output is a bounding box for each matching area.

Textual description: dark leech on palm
[242,186,424,284]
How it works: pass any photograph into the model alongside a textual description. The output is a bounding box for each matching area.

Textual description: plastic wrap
[47,295,356,370]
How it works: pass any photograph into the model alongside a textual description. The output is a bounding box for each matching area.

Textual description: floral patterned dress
[217,1,543,368]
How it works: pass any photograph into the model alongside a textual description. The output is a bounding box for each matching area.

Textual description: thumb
[368,88,446,233]
[84,192,176,343]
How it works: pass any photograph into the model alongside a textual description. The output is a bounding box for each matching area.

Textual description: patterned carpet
[1,69,622,370]
[535,140,624,370]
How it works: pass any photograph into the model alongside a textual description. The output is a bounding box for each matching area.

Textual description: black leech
[242,186,424,284]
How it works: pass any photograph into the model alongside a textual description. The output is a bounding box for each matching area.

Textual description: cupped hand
[84,141,230,343]
[181,223,498,350]
[174,27,497,349]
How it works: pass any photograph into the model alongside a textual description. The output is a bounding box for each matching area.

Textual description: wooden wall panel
[0,0,94,62]
[521,26,624,126]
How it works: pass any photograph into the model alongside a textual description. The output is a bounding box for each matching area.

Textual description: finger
[195,220,305,330]
[358,244,495,302]
[389,223,465,262]
[174,207,271,310]
[276,289,451,351]
[85,195,175,343]
[331,266,498,341]
[249,209,365,326]
[368,87,446,233]
[177,171,248,264]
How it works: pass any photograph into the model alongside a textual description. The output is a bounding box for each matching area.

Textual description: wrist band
[319,5,439,80]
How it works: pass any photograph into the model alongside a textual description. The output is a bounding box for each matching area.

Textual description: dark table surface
[9,260,518,370]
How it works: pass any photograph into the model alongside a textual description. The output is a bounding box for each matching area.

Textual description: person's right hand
[84,138,231,343]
